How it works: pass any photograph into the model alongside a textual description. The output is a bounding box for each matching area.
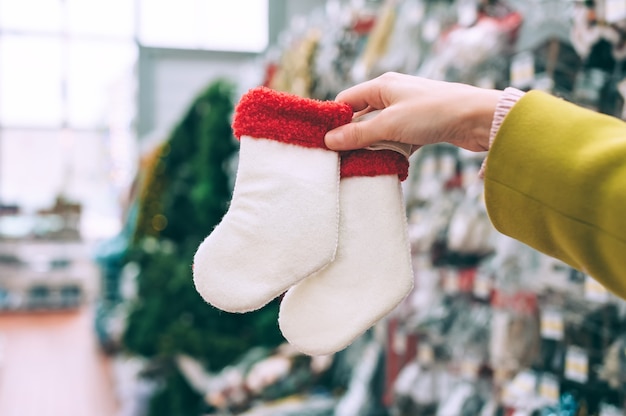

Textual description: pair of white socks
[193,87,414,355]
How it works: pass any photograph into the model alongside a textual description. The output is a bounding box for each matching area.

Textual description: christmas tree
[123,80,284,415]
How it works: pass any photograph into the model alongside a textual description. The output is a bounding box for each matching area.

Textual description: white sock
[193,87,352,313]
[279,149,414,355]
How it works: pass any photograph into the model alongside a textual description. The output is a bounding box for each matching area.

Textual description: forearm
[483,91,626,294]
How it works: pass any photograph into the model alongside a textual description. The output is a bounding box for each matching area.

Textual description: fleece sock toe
[279,149,414,355]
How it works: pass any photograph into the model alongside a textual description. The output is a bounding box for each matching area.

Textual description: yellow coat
[484,91,626,296]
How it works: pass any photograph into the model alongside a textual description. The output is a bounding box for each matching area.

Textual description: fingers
[325,118,387,150]
[334,76,389,112]
[327,73,412,150]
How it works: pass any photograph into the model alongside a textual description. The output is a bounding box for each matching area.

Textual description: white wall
[136,47,259,140]
[136,0,327,142]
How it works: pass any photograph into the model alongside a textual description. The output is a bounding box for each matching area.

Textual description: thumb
[324,119,385,151]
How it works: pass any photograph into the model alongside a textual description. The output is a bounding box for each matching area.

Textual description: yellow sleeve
[484,90,626,296]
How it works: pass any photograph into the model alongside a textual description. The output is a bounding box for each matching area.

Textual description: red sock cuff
[232,86,353,149]
[340,149,409,181]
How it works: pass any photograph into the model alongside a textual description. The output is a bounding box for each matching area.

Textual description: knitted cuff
[341,149,409,181]
[478,87,526,178]
[232,86,353,149]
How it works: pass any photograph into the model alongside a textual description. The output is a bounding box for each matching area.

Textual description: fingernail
[324,130,343,148]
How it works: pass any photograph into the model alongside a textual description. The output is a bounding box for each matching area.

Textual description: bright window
[0,0,269,127]
[0,35,64,127]
[0,0,268,218]
[65,0,135,39]
[66,40,136,128]
[138,0,269,52]
[0,0,64,33]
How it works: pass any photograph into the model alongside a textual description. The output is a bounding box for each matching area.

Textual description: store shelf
[0,239,97,313]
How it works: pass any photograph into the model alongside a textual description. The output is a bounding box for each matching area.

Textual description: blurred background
[0,0,626,415]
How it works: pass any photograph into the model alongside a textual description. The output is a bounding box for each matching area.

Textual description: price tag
[585,275,609,303]
[605,0,626,23]
[618,79,626,119]
[420,156,437,177]
[475,77,496,90]
[457,0,478,27]
[460,357,480,379]
[418,343,435,365]
[393,330,407,355]
[511,370,537,395]
[501,383,514,405]
[443,268,460,294]
[422,17,441,42]
[473,272,492,300]
[510,52,535,89]
[565,346,588,383]
[540,308,564,340]
[599,403,623,416]
[440,154,458,178]
[501,370,537,405]
[539,373,560,404]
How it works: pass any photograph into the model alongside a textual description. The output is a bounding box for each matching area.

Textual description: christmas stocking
[278,148,415,355]
[193,86,352,313]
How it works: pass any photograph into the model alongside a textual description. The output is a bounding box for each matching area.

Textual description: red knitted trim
[232,86,353,149]
[340,149,409,181]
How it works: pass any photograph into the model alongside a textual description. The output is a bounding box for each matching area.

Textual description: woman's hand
[324,72,502,152]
